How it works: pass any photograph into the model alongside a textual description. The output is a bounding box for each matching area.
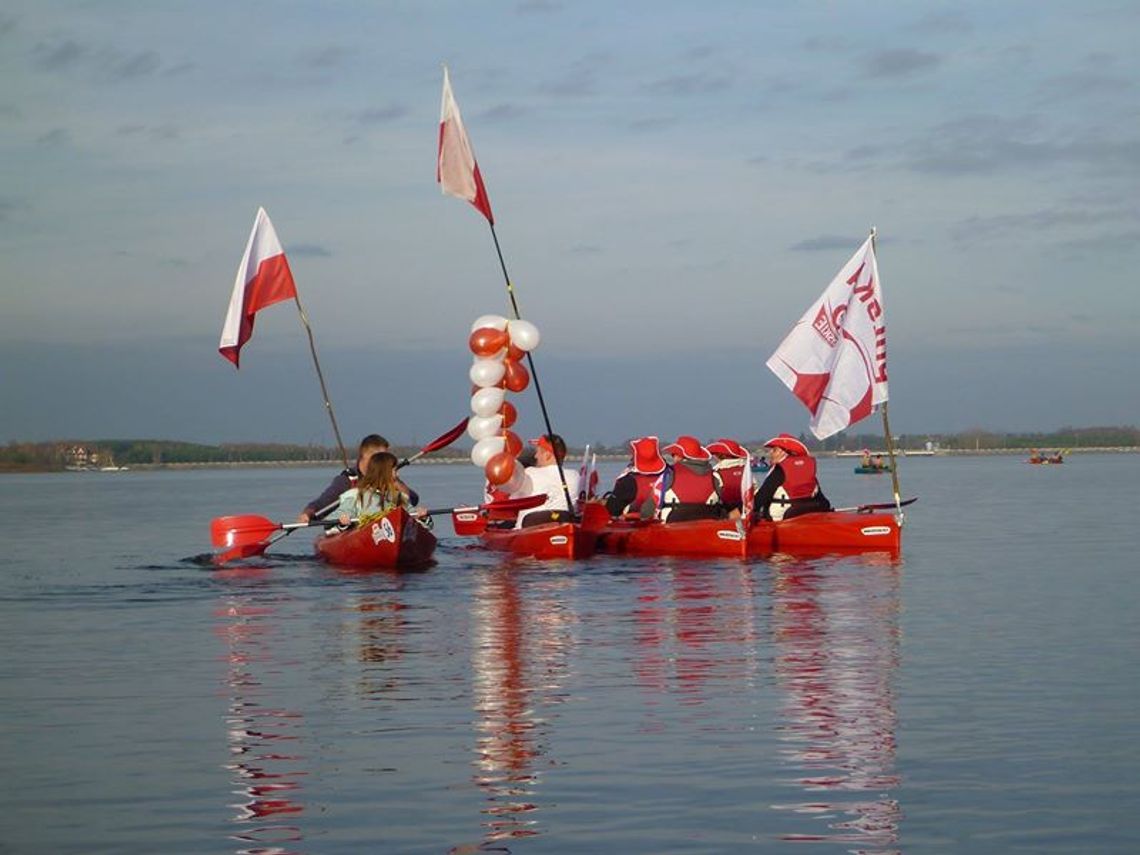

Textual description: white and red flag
[437,66,494,224]
[766,234,888,439]
[218,207,297,368]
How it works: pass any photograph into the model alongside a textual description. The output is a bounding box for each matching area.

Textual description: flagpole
[487,223,577,516]
[292,294,350,472]
[870,227,903,519]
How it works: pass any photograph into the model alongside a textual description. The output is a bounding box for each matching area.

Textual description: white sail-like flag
[766,234,888,440]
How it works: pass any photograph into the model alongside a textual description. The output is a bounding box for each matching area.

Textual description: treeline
[805,425,1140,453]
[0,440,348,471]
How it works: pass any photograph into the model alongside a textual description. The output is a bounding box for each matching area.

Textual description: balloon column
[466,314,542,494]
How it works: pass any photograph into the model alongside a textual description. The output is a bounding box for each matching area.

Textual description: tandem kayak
[595,510,901,558]
[314,506,437,569]
[854,465,893,474]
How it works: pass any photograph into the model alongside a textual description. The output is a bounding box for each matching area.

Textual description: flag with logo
[766,234,888,439]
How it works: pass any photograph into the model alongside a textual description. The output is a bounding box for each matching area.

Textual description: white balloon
[471,314,509,333]
[467,414,503,441]
[469,358,506,388]
[503,462,526,494]
[471,436,506,468]
[470,387,506,417]
[508,319,541,352]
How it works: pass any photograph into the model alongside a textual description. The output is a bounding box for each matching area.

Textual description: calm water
[1,456,1137,853]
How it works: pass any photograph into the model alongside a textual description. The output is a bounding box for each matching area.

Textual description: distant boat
[99,465,129,472]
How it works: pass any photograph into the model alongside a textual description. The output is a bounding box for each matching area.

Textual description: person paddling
[753,434,831,521]
[658,436,722,523]
[604,436,667,519]
[705,438,751,517]
[509,435,580,528]
[298,434,419,523]
[334,452,417,527]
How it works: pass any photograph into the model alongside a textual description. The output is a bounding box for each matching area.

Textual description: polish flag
[766,234,888,439]
[219,207,297,368]
[437,66,494,224]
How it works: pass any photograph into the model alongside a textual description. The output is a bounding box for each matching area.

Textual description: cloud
[1040,69,1133,101]
[901,114,1140,177]
[116,123,180,141]
[0,13,16,37]
[349,105,409,126]
[288,243,333,258]
[478,103,528,123]
[30,37,165,82]
[789,235,864,252]
[627,116,677,132]
[908,11,973,35]
[862,49,940,78]
[644,72,731,96]
[36,128,69,147]
[569,243,602,255]
[952,207,1140,242]
[298,45,354,69]
[516,0,562,12]
[0,195,30,221]
[539,53,611,98]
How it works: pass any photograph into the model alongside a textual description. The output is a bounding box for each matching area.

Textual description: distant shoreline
[3,446,1136,474]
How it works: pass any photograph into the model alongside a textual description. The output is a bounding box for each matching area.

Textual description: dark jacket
[304,467,419,519]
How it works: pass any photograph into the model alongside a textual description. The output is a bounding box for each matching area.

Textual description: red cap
[763,433,810,457]
[530,436,554,454]
[706,438,748,459]
[662,435,711,461]
[629,436,666,475]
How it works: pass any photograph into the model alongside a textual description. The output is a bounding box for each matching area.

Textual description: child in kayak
[335,452,415,526]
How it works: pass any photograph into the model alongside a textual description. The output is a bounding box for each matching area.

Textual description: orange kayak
[314,506,437,569]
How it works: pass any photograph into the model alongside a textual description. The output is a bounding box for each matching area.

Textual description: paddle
[397,417,469,469]
[832,496,918,513]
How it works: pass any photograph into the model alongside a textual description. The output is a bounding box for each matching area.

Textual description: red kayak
[314,506,437,569]
[595,510,901,558]
[749,511,901,554]
[479,521,598,560]
[595,517,749,559]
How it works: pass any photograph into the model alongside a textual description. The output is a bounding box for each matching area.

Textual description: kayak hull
[749,511,901,554]
[854,465,893,474]
[315,507,437,568]
[596,518,749,559]
[595,511,901,558]
[480,522,597,560]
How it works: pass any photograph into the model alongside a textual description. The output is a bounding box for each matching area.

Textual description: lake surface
[1,455,1138,853]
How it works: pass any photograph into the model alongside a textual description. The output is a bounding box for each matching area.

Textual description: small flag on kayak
[767,233,888,439]
[218,207,297,368]
[437,66,494,225]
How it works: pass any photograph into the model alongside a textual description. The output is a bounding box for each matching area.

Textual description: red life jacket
[665,463,718,505]
[714,460,745,507]
[777,456,819,500]
[629,472,659,510]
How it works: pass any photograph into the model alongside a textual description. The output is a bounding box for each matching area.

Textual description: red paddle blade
[210,514,280,548]
[579,500,612,532]
[480,493,547,513]
[212,540,273,565]
[422,417,469,454]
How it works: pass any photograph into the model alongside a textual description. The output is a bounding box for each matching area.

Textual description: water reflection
[768,554,903,851]
[215,580,307,854]
[633,562,762,709]
[464,567,578,847]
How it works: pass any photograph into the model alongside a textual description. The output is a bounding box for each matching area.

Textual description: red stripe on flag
[219,254,296,368]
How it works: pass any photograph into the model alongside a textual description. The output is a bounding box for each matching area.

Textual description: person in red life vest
[657,435,723,523]
[752,433,831,521]
[705,438,751,517]
[298,434,419,523]
[604,436,667,518]
[509,434,580,528]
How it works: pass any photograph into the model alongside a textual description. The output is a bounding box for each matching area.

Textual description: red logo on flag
[811,305,839,347]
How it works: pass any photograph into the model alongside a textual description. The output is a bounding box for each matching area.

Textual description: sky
[2,1,1138,447]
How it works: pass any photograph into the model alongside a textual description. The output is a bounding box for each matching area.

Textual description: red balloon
[507,343,526,362]
[485,451,516,486]
[469,327,510,358]
[499,400,518,428]
[502,430,523,457]
[504,359,529,393]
